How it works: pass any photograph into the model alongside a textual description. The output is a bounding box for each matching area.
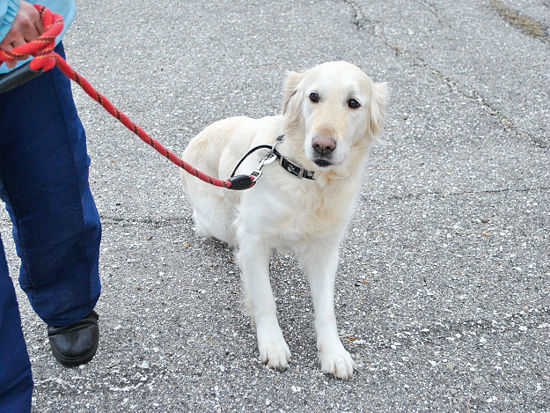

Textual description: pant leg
[0,236,33,413]
[0,43,101,327]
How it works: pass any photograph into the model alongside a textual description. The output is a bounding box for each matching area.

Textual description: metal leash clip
[250,151,277,183]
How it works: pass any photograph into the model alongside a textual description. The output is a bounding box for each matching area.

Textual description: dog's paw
[257,330,291,370]
[319,346,355,379]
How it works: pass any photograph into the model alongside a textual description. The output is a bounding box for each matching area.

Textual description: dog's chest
[280,202,341,241]
[240,179,353,242]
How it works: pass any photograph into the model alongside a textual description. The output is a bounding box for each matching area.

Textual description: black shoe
[48,311,99,367]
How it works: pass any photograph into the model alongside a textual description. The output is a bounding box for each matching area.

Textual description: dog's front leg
[302,241,355,379]
[237,235,290,370]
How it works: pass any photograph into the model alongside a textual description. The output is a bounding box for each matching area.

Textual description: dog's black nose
[312,136,336,156]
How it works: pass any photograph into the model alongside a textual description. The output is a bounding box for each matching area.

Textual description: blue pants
[0,43,101,412]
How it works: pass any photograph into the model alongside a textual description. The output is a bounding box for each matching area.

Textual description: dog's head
[282,61,388,171]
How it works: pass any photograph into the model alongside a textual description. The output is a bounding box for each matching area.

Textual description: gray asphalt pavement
[1,0,549,411]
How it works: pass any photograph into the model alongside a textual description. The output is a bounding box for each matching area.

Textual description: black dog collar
[272,135,315,180]
[229,135,315,184]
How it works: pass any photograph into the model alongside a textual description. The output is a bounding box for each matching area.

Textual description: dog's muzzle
[312,135,336,167]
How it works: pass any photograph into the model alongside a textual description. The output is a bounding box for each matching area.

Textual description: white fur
[181,61,388,379]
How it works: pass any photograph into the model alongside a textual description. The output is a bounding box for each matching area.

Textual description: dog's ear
[282,70,306,132]
[368,81,389,137]
[282,70,305,115]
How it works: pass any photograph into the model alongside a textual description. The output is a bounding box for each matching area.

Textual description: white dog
[181,61,387,379]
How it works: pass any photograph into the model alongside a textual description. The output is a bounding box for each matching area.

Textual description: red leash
[0,5,255,191]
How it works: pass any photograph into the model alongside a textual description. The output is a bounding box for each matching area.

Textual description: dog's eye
[348,98,361,109]
[309,92,320,103]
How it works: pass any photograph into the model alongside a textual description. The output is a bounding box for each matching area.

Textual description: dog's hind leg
[191,208,212,238]
[236,232,290,370]
[186,189,238,247]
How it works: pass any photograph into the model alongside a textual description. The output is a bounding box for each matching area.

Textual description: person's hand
[0,1,43,68]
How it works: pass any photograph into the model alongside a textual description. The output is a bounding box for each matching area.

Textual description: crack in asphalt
[392,45,547,150]
[425,63,549,150]
[100,215,190,229]
[415,0,450,27]
[363,185,550,204]
[490,0,550,44]
[0,215,191,231]
[2,185,549,231]
[336,0,548,150]
[372,305,550,352]
[340,0,369,30]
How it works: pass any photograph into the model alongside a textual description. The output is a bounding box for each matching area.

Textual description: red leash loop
[0,5,254,190]
[0,5,61,71]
